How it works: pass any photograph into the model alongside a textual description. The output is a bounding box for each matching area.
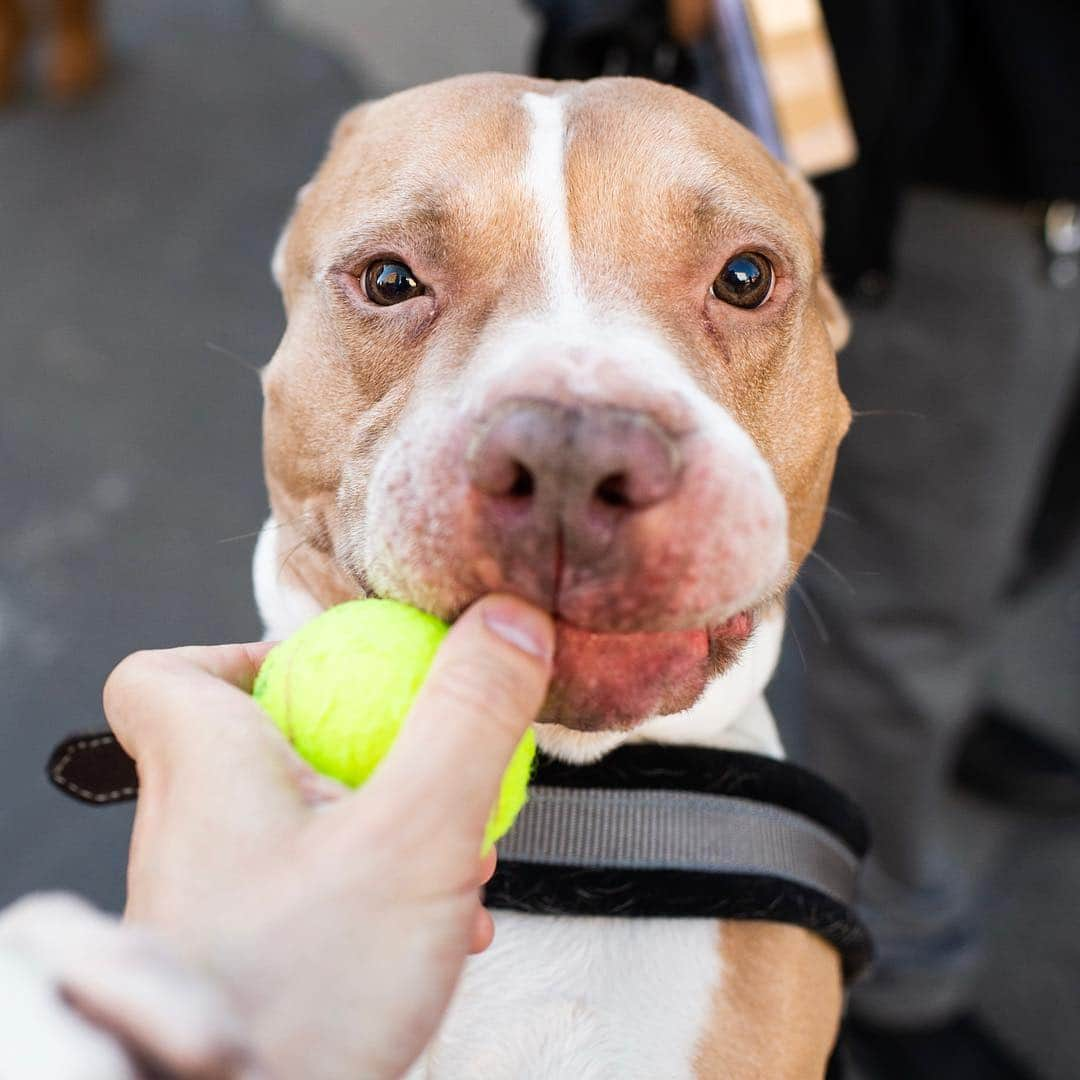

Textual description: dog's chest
[410,912,721,1079]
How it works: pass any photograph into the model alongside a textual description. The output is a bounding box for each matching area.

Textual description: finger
[479,848,497,886]
[468,906,494,954]
[337,595,553,856]
[105,642,275,741]
[105,644,274,756]
[166,642,278,693]
[103,644,307,816]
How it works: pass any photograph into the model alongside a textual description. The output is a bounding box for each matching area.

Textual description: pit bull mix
[254,74,851,1078]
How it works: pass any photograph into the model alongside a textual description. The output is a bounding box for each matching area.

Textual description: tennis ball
[252,598,534,851]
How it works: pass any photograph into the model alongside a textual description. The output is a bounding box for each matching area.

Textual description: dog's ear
[271,182,313,292]
[328,102,369,151]
[272,104,369,295]
[780,164,850,352]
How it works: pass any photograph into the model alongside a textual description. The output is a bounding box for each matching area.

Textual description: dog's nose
[467,399,681,559]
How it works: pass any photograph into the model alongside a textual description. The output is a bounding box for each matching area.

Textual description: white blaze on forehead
[521,91,580,314]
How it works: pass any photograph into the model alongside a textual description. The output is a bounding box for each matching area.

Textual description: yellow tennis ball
[252,598,534,851]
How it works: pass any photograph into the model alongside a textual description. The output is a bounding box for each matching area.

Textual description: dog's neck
[253,516,786,765]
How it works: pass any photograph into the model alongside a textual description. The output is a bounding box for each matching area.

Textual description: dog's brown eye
[711,253,773,309]
[363,260,425,306]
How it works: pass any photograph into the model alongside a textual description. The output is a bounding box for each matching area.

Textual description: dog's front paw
[0,892,259,1078]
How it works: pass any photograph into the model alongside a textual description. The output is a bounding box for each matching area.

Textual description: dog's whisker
[789,540,858,597]
[785,612,808,673]
[216,512,311,545]
[205,339,264,377]
[216,525,273,545]
[822,504,857,523]
[785,499,858,525]
[805,549,858,596]
[277,535,310,584]
[850,407,928,421]
[791,579,830,645]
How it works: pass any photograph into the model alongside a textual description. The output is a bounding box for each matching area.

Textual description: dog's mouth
[345,550,763,732]
[347,546,761,732]
[540,610,754,731]
[351,571,757,731]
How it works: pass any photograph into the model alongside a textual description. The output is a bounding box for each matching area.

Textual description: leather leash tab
[47,731,139,805]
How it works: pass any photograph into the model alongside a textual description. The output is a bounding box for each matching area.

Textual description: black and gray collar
[48,732,872,979]
[485,745,872,981]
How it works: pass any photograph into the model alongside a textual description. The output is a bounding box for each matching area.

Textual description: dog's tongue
[543,622,710,731]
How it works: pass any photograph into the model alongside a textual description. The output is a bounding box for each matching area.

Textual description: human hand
[106,595,554,1080]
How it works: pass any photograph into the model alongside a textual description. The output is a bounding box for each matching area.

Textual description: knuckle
[102,650,177,737]
[102,652,146,714]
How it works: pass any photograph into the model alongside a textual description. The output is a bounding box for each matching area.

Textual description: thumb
[345,595,554,854]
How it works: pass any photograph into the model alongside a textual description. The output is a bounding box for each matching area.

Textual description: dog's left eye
[711,253,774,309]
[363,260,426,306]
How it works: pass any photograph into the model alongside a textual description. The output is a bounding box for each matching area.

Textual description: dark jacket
[527,0,1080,290]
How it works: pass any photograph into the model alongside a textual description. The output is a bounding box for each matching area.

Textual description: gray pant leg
[988,548,1080,754]
[801,190,1080,1025]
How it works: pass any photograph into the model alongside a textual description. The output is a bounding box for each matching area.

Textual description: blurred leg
[46,0,104,101]
[987,549,1080,759]
[803,189,1080,1025]
[984,379,1080,762]
[0,0,27,104]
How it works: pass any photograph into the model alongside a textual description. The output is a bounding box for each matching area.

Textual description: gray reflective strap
[497,786,859,907]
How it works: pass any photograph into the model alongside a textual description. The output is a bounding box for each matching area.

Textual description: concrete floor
[2,3,1078,1077]
[0,0,360,912]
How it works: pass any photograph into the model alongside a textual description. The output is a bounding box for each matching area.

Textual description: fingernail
[482,599,554,661]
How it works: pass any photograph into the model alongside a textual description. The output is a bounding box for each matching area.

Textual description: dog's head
[262,74,848,755]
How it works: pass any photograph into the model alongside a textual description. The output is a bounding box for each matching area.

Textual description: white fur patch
[521,92,580,317]
[633,609,786,756]
[408,913,723,1079]
[252,516,324,640]
[270,223,289,289]
[270,182,313,288]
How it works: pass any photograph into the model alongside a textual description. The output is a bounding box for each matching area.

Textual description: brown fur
[693,923,843,1077]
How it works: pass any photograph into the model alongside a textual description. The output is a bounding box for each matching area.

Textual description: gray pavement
[0,0,360,912]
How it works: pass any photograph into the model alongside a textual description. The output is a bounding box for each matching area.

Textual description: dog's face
[263,74,848,737]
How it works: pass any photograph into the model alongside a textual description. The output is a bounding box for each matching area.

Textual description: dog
[254,73,852,1078]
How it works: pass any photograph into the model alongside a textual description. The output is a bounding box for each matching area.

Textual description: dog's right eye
[363,260,426,305]
[711,252,774,309]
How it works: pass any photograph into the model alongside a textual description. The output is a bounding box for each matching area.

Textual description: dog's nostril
[594,472,631,508]
[508,461,535,499]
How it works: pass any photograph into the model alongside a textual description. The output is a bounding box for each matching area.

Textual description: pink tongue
[545,622,711,731]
